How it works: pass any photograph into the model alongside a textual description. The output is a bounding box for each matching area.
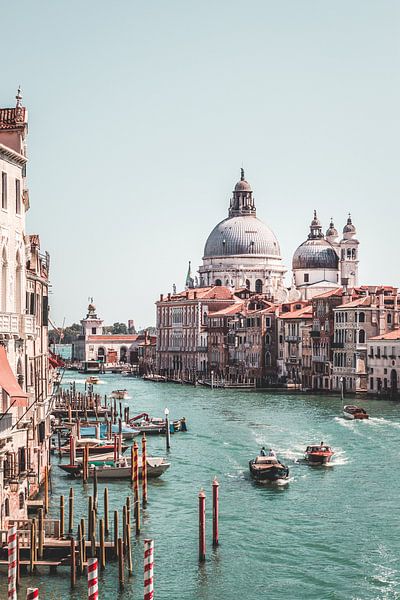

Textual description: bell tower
[339,214,359,288]
[80,300,103,339]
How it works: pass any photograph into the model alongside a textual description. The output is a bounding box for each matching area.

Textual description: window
[265,317,271,328]
[15,179,21,214]
[245,279,250,290]
[358,329,365,344]
[1,172,7,209]
[91,327,97,334]
[304,273,309,283]
[19,492,24,510]
[370,377,374,390]
[255,279,262,294]
[215,279,222,286]
[358,312,365,323]
[388,313,392,324]
[4,498,9,517]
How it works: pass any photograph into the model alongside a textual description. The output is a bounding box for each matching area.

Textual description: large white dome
[203,215,281,258]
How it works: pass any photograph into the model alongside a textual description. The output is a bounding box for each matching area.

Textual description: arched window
[352,248,356,259]
[15,250,22,313]
[97,347,105,362]
[215,279,222,286]
[245,279,250,290]
[265,352,271,367]
[347,249,351,258]
[4,497,9,517]
[358,312,365,323]
[388,313,392,324]
[265,334,271,345]
[120,346,127,363]
[255,279,263,294]
[358,329,365,344]
[19,492,24,510]
[1,247,7,312]
[17,358,24,387]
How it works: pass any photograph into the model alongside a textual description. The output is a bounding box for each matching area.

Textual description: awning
[0,346,29,407]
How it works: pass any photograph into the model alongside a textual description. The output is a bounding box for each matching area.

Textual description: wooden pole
[118,537,124,590]
[114,510,119,558]
[126,496,131,529]
[70,536,76,588]
[104,487,109,536]
[90,531,96,559]
[29,519,35,573]
[99,518,105,571]
[93,467,98,512]
[198,489,206,562]
[212,478,219,547]
[142,434,148,507]
[68,487,74,534]
[123,505,127,552]
[88,496,93,539]
[133,442,140,534]
[130,443,134,482]
[38,508,44,559]
[60,495,65,538]
[126,523,132,577]
[80,518,86,568]
[77,523,84,576]
[44,466,49,514]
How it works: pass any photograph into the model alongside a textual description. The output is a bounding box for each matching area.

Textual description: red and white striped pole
[87,557,98,600]
[26,588,39,599]
[8,523,17,600]
[144,539,154,600]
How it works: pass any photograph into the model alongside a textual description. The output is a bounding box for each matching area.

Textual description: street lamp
[164,407,171,451]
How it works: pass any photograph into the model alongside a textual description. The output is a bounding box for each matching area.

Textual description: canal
[2,372,400,599]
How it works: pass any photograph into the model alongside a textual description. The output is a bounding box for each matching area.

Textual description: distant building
[367,330,400,397]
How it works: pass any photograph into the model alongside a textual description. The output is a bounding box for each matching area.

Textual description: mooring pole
[212,478,219,547]
[198,489,206,562]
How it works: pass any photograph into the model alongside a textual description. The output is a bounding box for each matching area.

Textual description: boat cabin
[254,456,279,465]
[306,445,331,453]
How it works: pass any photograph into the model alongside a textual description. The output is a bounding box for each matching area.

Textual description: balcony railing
[285,335,301,342]
[312,356,327,363]
[22,314,36,337]
[0,312,20,336]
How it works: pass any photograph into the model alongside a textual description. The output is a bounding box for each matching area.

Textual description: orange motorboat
[305,443,334,465]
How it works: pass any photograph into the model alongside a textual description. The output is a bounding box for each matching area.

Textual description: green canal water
[2,372,400,600]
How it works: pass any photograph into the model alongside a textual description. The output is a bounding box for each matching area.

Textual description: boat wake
[329,448,349,466]
[367,417,400,429]
[333,417,363,435]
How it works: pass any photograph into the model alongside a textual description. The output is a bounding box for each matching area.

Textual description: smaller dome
[234,167,252,192]
[343,214,356,234]
[293,239,339,270]
[88,302,96,312]
[326,219,338,238]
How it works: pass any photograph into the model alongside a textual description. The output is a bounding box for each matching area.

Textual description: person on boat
[260,447,267,456]
[268,448,277,458]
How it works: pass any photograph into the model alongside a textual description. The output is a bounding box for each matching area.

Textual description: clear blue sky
[1,1,399,327]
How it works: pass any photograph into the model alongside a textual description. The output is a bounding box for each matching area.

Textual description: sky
[1,1,400,328]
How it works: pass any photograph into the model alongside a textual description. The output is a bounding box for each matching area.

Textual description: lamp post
[164,407,170,451]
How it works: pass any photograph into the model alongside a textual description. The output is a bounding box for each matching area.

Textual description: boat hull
[59,459,170,479]
[305,453,333,465]
[249,460,289,482]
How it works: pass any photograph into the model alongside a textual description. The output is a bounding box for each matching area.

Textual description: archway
[215,279,222,286]
[97,347,106,363]
[120,346,127,363]
[390,369,397,395]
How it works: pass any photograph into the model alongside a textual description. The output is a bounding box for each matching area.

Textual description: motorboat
[59,438,128,456]
[128,413,187,434]
[111,389,129,400]
[249,455,289,482]
[86,376,100,384]
[59,456,170,479]
[79,422,140,440]
[343,405,369,420]
[304,444,334,465]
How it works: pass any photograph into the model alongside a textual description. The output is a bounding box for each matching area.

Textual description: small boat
[249,455,289,482]
[128,413,187,435]
[86,376,100,384]
[304,444,334,465]
[79,423,140,440]
[343,405,369,420]
[111,389,129,400]
[59,438,128,456]
[59,456,170,479]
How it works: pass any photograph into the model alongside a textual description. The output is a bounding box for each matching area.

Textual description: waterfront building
[277,304,312,384]
[332,286,399,392]
[367,330,400,397]
[156,286,237,380]
[0,91,52,526]
[198,170,288,300]
[73,302,138,363]
[293,212,359,300]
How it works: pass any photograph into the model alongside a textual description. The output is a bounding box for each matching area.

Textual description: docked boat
[86,376,100,384]
[59,438,128,456]
[59,456,170,479]
[304,444,334,465]
[111,389,129,400]
[79,423,140,440]
[249,455,289,482]
[343,405,369,420]
[129,413,187,434]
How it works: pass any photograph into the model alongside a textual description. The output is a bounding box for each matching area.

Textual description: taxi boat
[304,444,334,465]
[249,455,289,482]
[343,405,369,420]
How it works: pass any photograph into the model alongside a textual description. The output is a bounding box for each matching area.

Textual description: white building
[367,329,400,396]
[292,212,359,300]
[198,170,288,301]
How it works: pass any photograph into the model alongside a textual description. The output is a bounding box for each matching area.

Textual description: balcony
[285,335,301,342]
[331,342,344,349]
[0,312,20,337]
[22,315,36,337]
[312,356,327,363]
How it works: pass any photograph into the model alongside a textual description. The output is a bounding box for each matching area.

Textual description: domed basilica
[196,170,359,301]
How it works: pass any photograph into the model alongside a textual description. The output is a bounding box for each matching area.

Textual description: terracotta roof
[160,286,234,302]
[0,107,26,129]
[87,335,139,342]
[209,302,245,317]
[279,306,313,320]
[313,287,343,299]
[369,330,400,341]
[336,297,371,309]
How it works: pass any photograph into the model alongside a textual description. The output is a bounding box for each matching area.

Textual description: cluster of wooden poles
[198,478,219,562]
